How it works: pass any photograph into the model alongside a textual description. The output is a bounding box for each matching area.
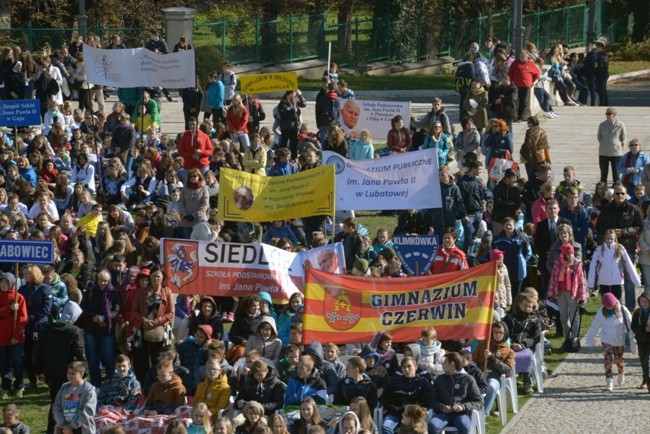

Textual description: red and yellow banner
[303,262,497,345]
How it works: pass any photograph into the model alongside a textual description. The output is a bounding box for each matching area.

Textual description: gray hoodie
[337,411,361,434]
[52,380,97,433]
[244,315,282,363]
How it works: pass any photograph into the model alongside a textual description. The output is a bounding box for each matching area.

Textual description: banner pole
[483,262,498,373]
[326,42,332,83]
[415,261,419,276]
[12,262,19,331]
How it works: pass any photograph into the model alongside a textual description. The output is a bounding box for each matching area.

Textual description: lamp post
[512,0,524,57]
[78,0,88,39]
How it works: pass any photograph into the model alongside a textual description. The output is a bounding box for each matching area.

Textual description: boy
[193,340,234,390]
[277,343,300,384]
[417,326,445,375]
[52,361,97,434]
[359,345,389,390]
[142,345,191,396]
[97,354,142,411]
[177,324,212,375]
[556,165,584,201]
[1,404,30,434]
[284,355,327,406]
[143,360,186,416]
[43,265,68,319]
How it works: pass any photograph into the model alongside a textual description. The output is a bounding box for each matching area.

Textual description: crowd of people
[0,30,647,434]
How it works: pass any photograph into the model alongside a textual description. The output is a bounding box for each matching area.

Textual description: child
[547,243,587,341]
[349,129,374,161]
[143,359,187,415]
[587,229,641,301]
[214,418,234,434]
[631,291,650,390]
[284,356,327,406]
[278,292,304,344]
[187,402,214,434]
[292,397,327,434]
[244,316,282,364]
[277,343,301,383]
[1,404,30,434]
[195,360,231,420]
[416,326,445,375]
[586,293,633,391]
[359,345,389,391]
[235,401,265,434]
[97,354,142,411]
[371,332,399,376]
[52,362,97,434]
[333,357,378,410]
[337,412,361,434]
[556,165,584,201]
[397,405,427,434]
[491,249,511,317]
[371,229,394,255]
[258,291,277,320]
[349,397,377,433]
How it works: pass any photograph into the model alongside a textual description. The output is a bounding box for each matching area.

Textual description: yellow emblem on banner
[217,166,335,222]
[239,72,298,94]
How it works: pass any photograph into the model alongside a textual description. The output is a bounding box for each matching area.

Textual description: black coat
[33,322,86,377]
[334,375,378,410]
[235,366,286,415]
[381,375,431,415]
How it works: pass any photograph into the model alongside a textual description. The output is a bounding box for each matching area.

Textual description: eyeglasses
[605,112,614,115]
[631,144,640,147]
[614,192,626,195]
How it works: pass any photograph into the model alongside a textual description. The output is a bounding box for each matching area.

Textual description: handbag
[562,305,582,353]
[142,325,165,342]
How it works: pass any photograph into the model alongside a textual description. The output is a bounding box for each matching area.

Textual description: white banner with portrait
[84,44,195,88]
[339,99,411,140]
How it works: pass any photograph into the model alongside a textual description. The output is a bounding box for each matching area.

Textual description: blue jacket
[348,139,374,160]
[559,205,590,249]
[177,336,202,373]
[492,231,532,281]
[268,161,298,176]
[207,81,225,109]
[618,150,650,189]
[428,181,466,230]
[284,368,328,406]
[50,274,68,309]
[97,369,142,411]
[481,131,513,165]
[19,282,53,333]
[263,222,299,245]
[19,167,37,187]
[422,133,451,167]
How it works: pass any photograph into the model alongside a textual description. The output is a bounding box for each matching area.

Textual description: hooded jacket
[473,322,515,380]
[334,373,378,410]
[195,371,231,418]
[187,296,224,340]
[144,373,187,415]
[0,287,27,345]
[586,304,633,347]
[33,321,86,377]
[503,309,542,350]
[415,339,445,375]
[430,369,483,415]
[245,315,282,363]
[262,221,299,245]
[371,332,399,375]
[236,365,286,415]
[337,411,361,434]
[52,380,97,433]
[303,341,343,394]
[285,366,328,406]
[97,369,142,411]
[631,292,650,345]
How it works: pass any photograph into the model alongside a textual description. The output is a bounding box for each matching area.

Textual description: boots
[606,378,613,391]
[522,373,534,395]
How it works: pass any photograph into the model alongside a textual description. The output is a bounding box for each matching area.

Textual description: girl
[396,405,427,434]
[491,248,512,316]
[226,94,250,152]
[371,332,399,376]
[429,227,468,275]
[269,413,290,434]
[227,294,262,363]
[548,243,587,341]
[349,397,378,434]
[586,293,633,391]
[337,412,361,434]
[349,129,374,161]
[493,217,532,300]
[236,401,265,434]
[292,397,326,434]
[324,343,346,379]
[587,229,641,301]
[631,291,650,390]
[371,229,394,255]
[70,152,96,194]
[195,361,230,423]
[421,121,450,167]
[244,316,282,364]
[215,418,234,434]
[278,292,304,344]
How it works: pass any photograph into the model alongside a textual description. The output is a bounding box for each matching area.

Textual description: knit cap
[602,293,618,309]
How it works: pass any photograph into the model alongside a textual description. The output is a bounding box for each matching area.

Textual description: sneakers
[15,387,24,399]
[550,110,560,118]
[544,111,554,118]
[618,373,625,386]
[606,378,613,391]
[638,383,647,389]
[0,391,9,400]
[564,100,577,106]
[222,312,234,323]
[221,312,229,322]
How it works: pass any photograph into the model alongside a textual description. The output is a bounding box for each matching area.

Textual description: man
[131,90,161,127]
[178,117,213,173]
[507,50,540,122]
[144,29,173,102]
[594,41,610,106]
[34,59,60,118]
[597,107,626,184]
[340,99,361,131]
[411,97,453,137]
[559,186,590,251]
[425,165,466,242]
[492,168,521,236]
[534,199,570,298]
[173,36,192,52]
[110,113,137,174]
[429,352,483,434]
[457,160,489,252]
[596,184,643,310]
[315,81,340,145]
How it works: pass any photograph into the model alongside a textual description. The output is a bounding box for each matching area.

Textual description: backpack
[454,63,475,93]
[322,96,340,123]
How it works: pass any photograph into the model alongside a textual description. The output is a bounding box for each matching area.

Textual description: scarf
[94,284,115,333]
[186,179,204,190]
[557,257,575,283]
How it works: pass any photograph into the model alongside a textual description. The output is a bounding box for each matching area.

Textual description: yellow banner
[217,166,335,222]
[239,72,298,94]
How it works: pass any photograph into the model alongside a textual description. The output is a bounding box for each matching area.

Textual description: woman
[618,139,650,192]
[592,181,610,210]
[226,94,250,151]
[481,119,513,169]
[18,265,53,390]
[186,296,224,340]
[455,117,481,169]
[492,217,532,300]
[236,401,266,434]
[277,90,306,159]
[75,190,96,220]
[429,227,468,275]
[102,164,127,206]
[546,223,583,271]
[463,80,489,133]
[71,52,94,112]
[80,269,120,387]
[120,159,156,206]
[519,116,550,180]
[587,229,641,301]
[421,121,450,167]
[16,156,37,188]
[70,152,96,194]
[242,133,267,176]
[291,397,327,434]
[178,168,210,239]
[92,221,114,265]
[131,267,175,381]
[227,294,262,363]
[547,45,576,106]
[386,115,412,153]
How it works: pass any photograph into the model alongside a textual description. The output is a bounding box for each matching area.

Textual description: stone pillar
[0,2,11,30]
[162,7,198,49]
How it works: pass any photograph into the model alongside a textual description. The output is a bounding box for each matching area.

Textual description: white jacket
[587,243,641,287]
[586,304,632,347]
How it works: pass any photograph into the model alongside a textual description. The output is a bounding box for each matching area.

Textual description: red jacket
[0,289,28,345]
[178,129,213,169]
[226,106,249,134]
[386,127,412,153]
[507,60,540,88]
[430,245,469,275]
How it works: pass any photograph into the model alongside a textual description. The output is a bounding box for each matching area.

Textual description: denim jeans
[483,377,501,416]
[231,131,251,152]
[382,413,401,434]
[623,266,638,311]
[0,344,24,391]
[462,212,483,252]
[640,263,650,292]
[429,413,472,434]
[84,331,116,387]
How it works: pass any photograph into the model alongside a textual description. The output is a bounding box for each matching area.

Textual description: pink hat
[490,249,504,261]
[560,244,574,256]
[602,293,618,309]
[197,324,213,340]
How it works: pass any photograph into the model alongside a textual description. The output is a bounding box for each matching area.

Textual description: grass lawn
[609,60,650,76]
[298,74,456,91]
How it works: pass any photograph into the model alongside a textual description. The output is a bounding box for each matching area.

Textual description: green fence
[0,1,622,66]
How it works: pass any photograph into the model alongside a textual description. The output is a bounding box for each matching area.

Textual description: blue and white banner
[392,235,439,276]
[339,99,410,140]
[84,44,196,88]
[0,99,40,127]
[0,240,55,264]
[322,148,441,211]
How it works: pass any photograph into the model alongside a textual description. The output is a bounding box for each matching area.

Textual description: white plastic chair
[373,404,384,430]
[503,364,519,414]
[531,337,545,393]
[440,409,484,434]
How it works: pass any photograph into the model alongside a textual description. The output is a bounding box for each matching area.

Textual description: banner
[217,166,335,222]
[0,240,55,264]
[303,261,497,344]
[392,235,439,276]
[0,99,41,127]
[161,239,346,301]
[84,44,196,88]
[339,99,410,139]
[322,149,440,210]
[239,72,298,94]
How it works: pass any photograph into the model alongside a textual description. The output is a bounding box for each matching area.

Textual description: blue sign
[393,235,438,276]
[0,99,41,127]
[0,240,55,264]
